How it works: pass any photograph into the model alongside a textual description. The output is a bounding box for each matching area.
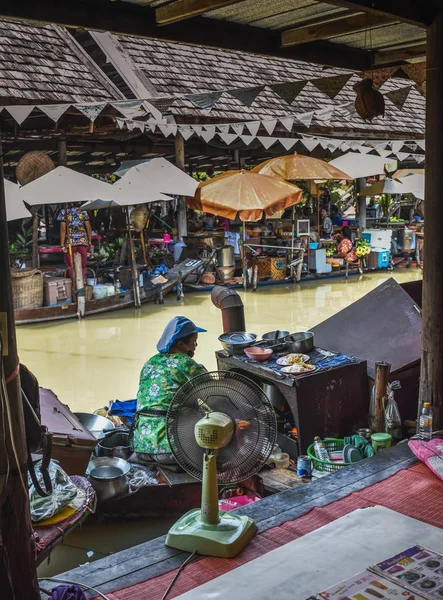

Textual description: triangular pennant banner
[279,138,297,152]
[358,146,372,154]
[335,102,355,117]
[187,92,222,110]
[311,74,353,99]
[280,117,295,132]
[257,136,278,150]
[145,123,157,133]
[219,133,238,145]
[245,121,261,136]
[75,103,106,122]
[5,105,36,125]
[415,155,425,164]
[231,123,245,135]
[178,127,194,141]
[216,124,230,134]
[270,81,307,104]
[385,86,412,110]
[378,149,394,158]
[391,141,404,154]
[37,104,70,123]
[348,140,363,151]
[158,124,178,137]
[405,142,418,151]
[262,119,277,135]
[297,112,314,127]
[300,138,319,152]
[396,152,411,161]
[200,129,216,143]
[192,125,204,135]
[417,140,426,151]
[315,107,335,122]
[361,66,399,90]
[116,117,126,130]
[239,135,255,146]
[401,62,426,86]
[228,86,264,107]
[340,142,351,152]
[320,139,341,152]
[415,82,426,97]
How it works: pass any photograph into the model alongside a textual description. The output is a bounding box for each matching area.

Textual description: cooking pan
[218,332,257,354]
[262,330,290,341]
[284,331,314,354]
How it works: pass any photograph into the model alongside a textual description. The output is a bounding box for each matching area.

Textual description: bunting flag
[401,62,426,86]
[228,85,264,107]
[396,152,411,161]
[311,74,353,99]
[314,106,335,122]
[200,129,216,143]
[191,125,204,135]
[279,138,298,151]
[75,103,106,122]
[391,141,404,154]
[245,121,261,136]
[216,124,230,134]
[238,134,256,146]
[257,136,278,150]
[187,92,222,110]
[231,123,245,135]
[262,119,277,135]
[280,117,295,132]
[358,146,373,154]
[415,82,426,97]
[5,105,36,125]
[116,117,126,130]
[38,104,70,122]
[158,124,177,137]
[297,111,314,127]
[377,149,394,158]
[270,81,307,104]
[385,86,412,110]
[300,138,319,152]
[361,66,399,89]
[178,127,194,141]
[340,142,351,152]
[218,133,238,145]
[417,140,426,151]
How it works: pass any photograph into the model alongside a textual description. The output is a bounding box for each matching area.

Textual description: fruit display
[355,238,371,258]
[325,245,337,257]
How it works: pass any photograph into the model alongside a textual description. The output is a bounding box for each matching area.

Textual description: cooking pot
[87,457,130,504]
[284,331,314,354]
[217,245,235,267]
[262,383,288,414]
[262,330,290,342]
[95,430,131,460]
[397,228,416,251]
[218,331,257,354]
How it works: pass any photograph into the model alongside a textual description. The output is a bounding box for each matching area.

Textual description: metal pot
[87,457,130,504]
[74,412,115,440]
[218,331,257,354]
[284,331,314,354]
[217,245,235,267]
[262,383,288,414]
[262,330,290,342]
[95,430,132,460]
[397,228,416,251]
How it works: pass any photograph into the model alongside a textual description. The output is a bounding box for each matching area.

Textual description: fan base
[165,509,257,558]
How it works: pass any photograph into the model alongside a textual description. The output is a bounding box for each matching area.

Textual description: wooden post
[370,362,391,432]
[420,9,443,429]
[58,137,67,167]
[174,133,187,241]
[356,177,367,233]
[0,128,40,598]
[75,252,85,318]
[233,149,240,169]
[126,208,141,309]
[31,209,40,269]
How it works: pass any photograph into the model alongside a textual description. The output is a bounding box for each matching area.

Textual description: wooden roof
[0,20,123,103]
[0,1,432,71]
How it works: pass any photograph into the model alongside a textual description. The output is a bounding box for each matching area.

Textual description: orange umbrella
[252,153,351,181]
[188,169,303,222]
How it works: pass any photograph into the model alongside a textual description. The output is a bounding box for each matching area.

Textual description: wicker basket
[252,256,271,279]
[11,268,44,310]
[16,151,55,185]
[270,257,287,281]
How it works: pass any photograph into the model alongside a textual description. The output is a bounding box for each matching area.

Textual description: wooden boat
[15,258,202,325]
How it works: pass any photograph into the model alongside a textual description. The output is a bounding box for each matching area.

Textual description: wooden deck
[39,443,416,598]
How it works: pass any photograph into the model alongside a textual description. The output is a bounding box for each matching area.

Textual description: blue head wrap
[157,316,206,354]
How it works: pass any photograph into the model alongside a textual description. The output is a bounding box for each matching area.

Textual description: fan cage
[166,371,277,484]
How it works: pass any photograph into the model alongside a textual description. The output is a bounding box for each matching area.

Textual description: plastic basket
[307,438,352,473]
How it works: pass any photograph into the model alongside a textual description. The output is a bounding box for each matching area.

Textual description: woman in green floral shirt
[133,316,207,464]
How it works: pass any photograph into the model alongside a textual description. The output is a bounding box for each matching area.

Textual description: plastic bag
[28,460,80,522]
[385,380,402,439]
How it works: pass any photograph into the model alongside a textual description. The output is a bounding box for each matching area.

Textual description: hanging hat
[157,316,206,354]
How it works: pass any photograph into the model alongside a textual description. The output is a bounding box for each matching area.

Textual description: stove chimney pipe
[211,286,245,333]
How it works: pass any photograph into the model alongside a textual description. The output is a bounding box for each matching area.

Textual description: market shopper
[330,205,343,226]
[337,226,357,262]
[320,207,333,238]
[58,205,92,281]
[132,316,207,466]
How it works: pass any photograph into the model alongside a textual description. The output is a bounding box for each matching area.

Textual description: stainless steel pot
[397,228,416,251]
[262,330,290,342]
[218,331,257,354]
[284,331,314,354]
[217,245,235,267]
[95,430,131,460]
[262,383,288,414]
[87,457,130,504]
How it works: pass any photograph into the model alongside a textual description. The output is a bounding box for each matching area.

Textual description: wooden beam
[156,0,245,25]
[374,43,427,65]
[322,1,433,27]
[0,0,373,71]
[282,12,397,47]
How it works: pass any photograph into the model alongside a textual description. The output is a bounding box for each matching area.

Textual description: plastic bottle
[419,402,433,441]
[313,436,330,461]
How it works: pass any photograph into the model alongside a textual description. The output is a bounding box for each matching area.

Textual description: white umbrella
[398,174,425,200]
[115,157,198,203]
[20,166,115,206]
[358,178,406,196]
[330,152,396,179]
[5,180,31,221]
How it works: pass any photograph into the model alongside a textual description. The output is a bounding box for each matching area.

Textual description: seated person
[337,226,357,262]
[330,205,343,226]
[132,316,207,465]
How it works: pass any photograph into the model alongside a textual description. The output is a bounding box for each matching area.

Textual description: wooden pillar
[174,133,187,241]
[233,149,240,169]
[356,177,367,232]
[58,138,67,167]
[0,129,40,598]
[420,10,443,429]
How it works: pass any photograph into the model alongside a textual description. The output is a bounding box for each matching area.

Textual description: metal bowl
[284,331,314,354]
[262,330,290,341]
[87,456,130,479]
[218,331,257,354]
[74,412,115,440]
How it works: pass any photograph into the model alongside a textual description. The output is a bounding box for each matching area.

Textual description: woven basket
[130,204,148,232]
[270,257,287,281]
[16,151,55,185]
[252,256,271,279]
[11,269,43,310]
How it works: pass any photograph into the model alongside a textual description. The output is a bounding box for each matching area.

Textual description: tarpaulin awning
[5,180,31,221]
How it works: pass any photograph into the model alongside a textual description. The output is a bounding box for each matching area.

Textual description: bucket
[96,431,131,460]
[86,277,97,286]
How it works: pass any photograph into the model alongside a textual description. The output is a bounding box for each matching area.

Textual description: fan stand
[165,450,257,558]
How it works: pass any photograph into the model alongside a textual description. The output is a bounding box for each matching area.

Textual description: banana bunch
[355,238,371,258]
[326,245,337,257]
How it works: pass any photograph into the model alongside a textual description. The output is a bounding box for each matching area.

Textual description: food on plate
[277,353,310,366]
[281,362,315,374]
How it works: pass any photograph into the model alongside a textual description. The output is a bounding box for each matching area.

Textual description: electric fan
[165,371,276,558]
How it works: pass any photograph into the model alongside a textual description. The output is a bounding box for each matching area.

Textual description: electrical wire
[38,577,111,600]
[161,550,197,600]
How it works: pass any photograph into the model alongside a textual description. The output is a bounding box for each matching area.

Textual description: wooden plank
[156,0,245,25]
[282,13,397,47]
[322,0,432,27]
[374,43,427,65]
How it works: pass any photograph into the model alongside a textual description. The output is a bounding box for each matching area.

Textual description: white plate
[281,364,316,375]
[276,354,310,366]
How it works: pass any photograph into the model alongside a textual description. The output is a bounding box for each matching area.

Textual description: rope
[5,362,19,385]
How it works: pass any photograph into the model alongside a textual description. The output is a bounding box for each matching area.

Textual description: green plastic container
[371,432,392,453]
[307,438,352,473]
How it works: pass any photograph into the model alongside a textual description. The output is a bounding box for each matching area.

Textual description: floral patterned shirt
[338,238,357,262]
[57,208,89,247]
[133,352,207,455]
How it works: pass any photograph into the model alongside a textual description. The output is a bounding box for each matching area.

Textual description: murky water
[18,270,421,413]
